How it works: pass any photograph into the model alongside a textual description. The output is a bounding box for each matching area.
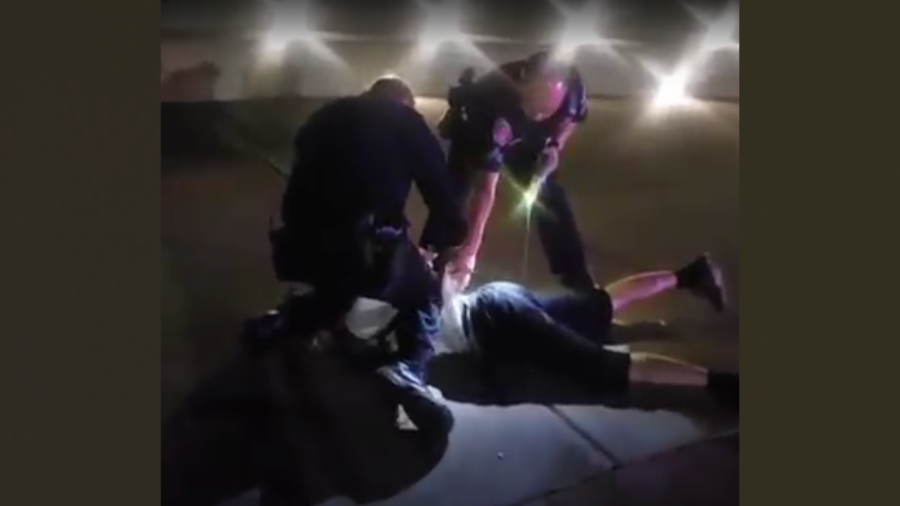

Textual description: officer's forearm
[403,109,469,248]
[463,172,500,253]
[551,119,578,152]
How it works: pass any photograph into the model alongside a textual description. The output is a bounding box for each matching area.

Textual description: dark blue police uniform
[421,57,594,287]
[275,94,467,376]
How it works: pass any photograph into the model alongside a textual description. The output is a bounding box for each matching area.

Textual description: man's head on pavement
[365,76,416,108]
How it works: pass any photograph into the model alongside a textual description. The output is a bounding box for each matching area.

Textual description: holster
[270,215,438,307]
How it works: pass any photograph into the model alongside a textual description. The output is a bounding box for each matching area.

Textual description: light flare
[641,4,740,112]
[642,4,739,112]
[549,0,624,61]
[257,1,346,67]
[684,2,740,54]
[414,1,471,58]
[523,186,540,209]
[652,66,694,108]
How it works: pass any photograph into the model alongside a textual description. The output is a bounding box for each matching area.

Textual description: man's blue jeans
[465,282,630,391]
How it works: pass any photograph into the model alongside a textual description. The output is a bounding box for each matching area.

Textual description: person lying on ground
[424,253,738,405]
[240,253,736,441]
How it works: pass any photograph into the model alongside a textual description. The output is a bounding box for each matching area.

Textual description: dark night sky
[161,0,736,43]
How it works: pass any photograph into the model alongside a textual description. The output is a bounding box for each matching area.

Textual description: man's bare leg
[605,272,677,312]
[628,352,708,386]
[605,254,727,314]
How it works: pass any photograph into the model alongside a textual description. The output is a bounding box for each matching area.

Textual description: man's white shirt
[338,292,478,432]
[435,293,476,354]
[341,294,476,354]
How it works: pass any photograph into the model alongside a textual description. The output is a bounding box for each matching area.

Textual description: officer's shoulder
[307,96,357,121]
[332,95,376,112]
[387,100,430,126]
[475,69,517,100]
[319,96,405,124]
[562,67,586,98]
[566,65,584,83]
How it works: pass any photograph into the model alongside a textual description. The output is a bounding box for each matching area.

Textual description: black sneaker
[677,254,727,312]
[377,362,455,437]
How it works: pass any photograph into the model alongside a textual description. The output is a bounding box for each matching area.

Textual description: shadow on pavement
[428,321,738,427]
[163,351,450,506]
[428,354,737,428]
[163,345,736,506]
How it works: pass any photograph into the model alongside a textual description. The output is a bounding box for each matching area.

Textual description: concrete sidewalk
[207,390,737,506]
[172,345,737,506]
[527,431,739,506]
[162,97,739,506]
[364,397,737,506]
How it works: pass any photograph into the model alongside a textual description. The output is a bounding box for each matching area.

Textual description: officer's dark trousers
[275,224,441,379]
[420,142,591,281]
[506,160,591,281]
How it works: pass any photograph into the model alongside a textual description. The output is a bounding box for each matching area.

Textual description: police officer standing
[421,51,596,292]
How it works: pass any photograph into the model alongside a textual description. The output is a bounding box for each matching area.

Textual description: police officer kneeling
[267,76,468,427]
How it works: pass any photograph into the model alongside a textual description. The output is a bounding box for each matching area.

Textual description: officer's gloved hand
[442,247,477,292]
[418,246,438,268]
[426,245,453,275]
